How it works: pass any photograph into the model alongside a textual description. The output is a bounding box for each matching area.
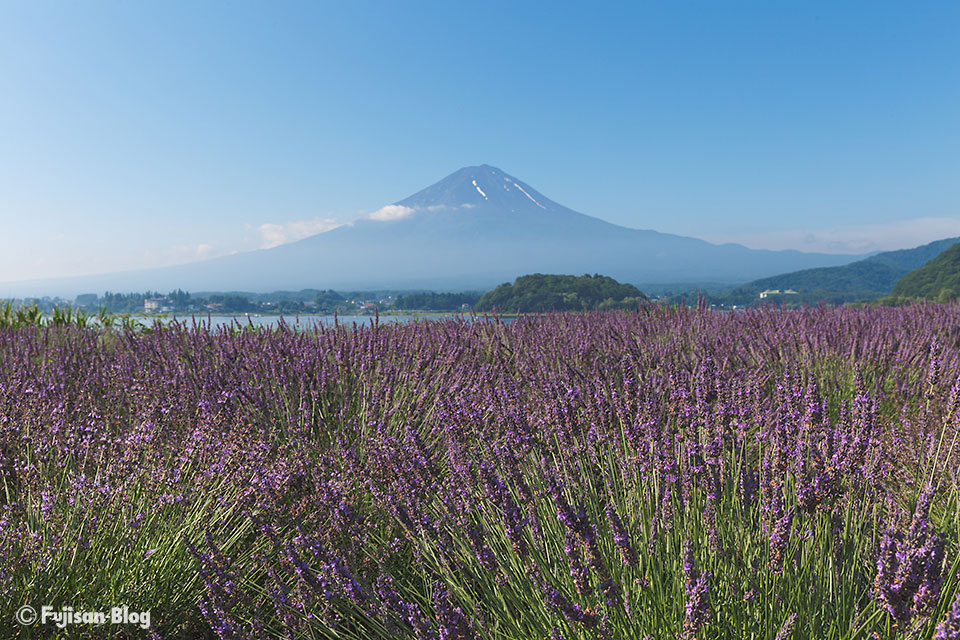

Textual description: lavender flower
[935,589,960,639]
[681,539,711,639]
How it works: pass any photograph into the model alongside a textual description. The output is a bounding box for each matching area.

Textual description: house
[144,298,166,312]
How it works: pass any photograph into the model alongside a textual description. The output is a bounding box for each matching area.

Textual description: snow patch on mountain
[512,182,546,209]
[472,180,488,199]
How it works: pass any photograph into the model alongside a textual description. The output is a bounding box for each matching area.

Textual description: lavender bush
[1,304,959,638]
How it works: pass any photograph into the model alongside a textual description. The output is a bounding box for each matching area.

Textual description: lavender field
[2,306,960,639]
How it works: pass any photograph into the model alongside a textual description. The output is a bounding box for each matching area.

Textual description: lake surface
[160,314,512,329]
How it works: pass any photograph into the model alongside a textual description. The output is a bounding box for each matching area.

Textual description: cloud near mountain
[369,205,415,221]
[257,218,346,249]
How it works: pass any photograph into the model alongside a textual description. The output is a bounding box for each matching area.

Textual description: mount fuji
[3,165,863,296]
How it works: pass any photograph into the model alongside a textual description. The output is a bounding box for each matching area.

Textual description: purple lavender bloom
[605,502,636,566]
[766,492,793,574]
[935,589,960,639]
[432,583,477,640]
[541,581,599,629]
[564,531,591,596]
[466,526,498,573]
[873,489,947,626]
[775,613,797,640]
[681,539,711,639]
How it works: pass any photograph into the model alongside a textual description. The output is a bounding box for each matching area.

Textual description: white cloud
[366,203,476,220]
[703,217,960,255]
[166,242,218,262]
[369,204,416,221]
[257,217,344,249]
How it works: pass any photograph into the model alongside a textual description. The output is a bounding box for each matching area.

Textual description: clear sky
[1,1,958,282]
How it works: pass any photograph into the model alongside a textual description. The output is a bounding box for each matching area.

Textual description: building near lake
[758,289,798,299]
[144,298,167,313]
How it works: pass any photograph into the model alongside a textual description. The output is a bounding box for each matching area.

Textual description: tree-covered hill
[892,243,960,301]
[722,237,960,306]
[476,273,646,312]
[393,292,481,311]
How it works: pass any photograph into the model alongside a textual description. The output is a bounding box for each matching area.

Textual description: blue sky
[1,1,958,282]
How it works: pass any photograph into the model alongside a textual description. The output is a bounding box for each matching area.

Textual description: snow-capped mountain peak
[395,165,561,214]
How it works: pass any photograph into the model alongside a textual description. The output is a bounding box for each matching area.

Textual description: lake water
[159,314,511,329]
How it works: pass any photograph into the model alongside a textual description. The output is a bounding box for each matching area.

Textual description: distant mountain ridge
[726,237,960,302]
[1,165,865,297]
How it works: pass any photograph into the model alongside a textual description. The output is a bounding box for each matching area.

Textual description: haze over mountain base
[2,166,866,297]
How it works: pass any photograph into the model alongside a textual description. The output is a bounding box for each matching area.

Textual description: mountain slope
[892,243,960,299]
[0,165,865,297]
[865,239,960,272]
[726,237,960,302]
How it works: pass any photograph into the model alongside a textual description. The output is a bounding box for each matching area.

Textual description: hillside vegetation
[476,273,646,312]
[393,291,481,311]
[721,237,960,306]
[892,243,960,301]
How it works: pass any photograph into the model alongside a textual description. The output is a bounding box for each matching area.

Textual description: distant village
[7,284,808,316]
[60,290,399,316]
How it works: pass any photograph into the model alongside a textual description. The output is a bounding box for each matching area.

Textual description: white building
[758,289,799,299]
[144,298,166,312]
